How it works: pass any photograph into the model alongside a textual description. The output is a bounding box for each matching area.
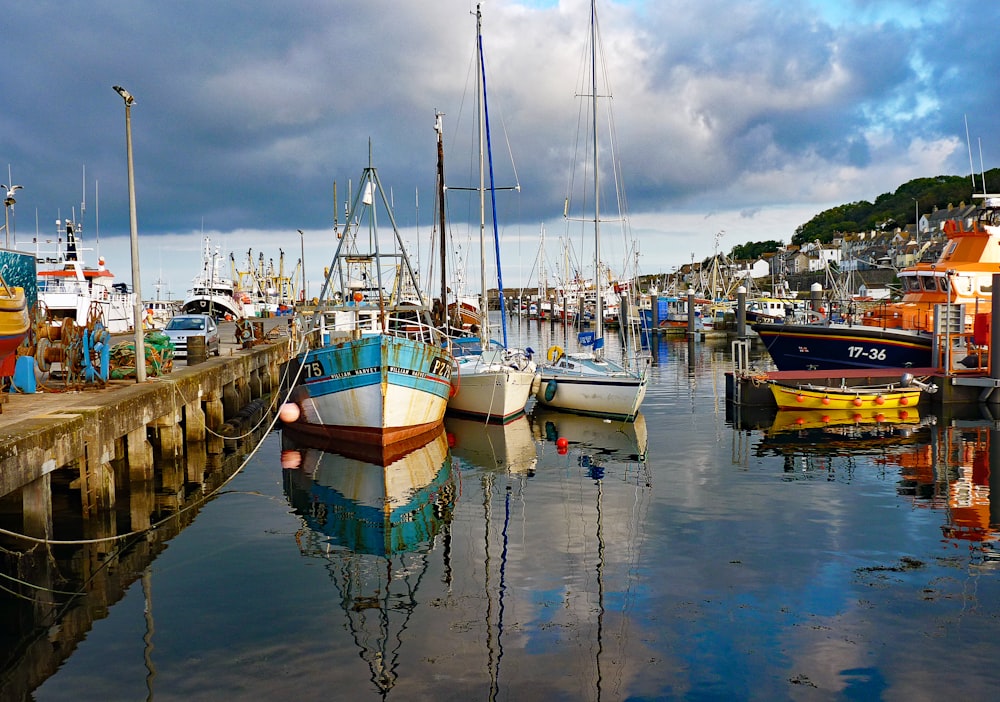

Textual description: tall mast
[479,3,510,346]
[436,112,448,328]
[591,0,603,352]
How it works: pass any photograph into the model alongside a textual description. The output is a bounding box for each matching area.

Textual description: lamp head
[113,85,136,105]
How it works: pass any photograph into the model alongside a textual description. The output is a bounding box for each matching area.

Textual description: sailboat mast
[591,0,603,349]
[436,112,448,328]
[478,4,510,346]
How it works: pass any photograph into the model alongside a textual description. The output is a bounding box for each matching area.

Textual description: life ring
[543,378,558,402]
[546,345,564,363]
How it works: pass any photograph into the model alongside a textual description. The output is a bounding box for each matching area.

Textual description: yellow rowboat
[769,379,927,411]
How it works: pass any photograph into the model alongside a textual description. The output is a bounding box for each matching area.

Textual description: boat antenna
[95,179,100,254]
[333,180,342,239]
[81,165,86,233]
[965,114,977,191]
[978,137,987,194]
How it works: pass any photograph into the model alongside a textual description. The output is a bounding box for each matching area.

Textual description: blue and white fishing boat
[532,0,648,421]
[283,149,453,447]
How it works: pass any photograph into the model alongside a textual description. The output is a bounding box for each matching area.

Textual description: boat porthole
[544,379,558,402]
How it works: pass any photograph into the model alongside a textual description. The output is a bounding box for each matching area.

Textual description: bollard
[187,335,207,365]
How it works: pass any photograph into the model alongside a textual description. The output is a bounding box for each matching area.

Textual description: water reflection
[749,407,1000,543]
[530,408,648,465]
[445,414,537,475]
[280,428,456,695]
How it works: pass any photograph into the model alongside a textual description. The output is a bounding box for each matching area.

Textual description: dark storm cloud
[2,0,998,279]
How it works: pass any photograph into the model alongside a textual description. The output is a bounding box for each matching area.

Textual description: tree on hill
[729,239,784,261]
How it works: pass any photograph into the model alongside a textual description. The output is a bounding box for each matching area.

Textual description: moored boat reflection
[280,428,457,695]
[529,407,648,464]
[445,414,537,475]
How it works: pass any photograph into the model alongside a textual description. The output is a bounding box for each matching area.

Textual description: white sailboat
[445,4,535,423]
[532,0,649,421]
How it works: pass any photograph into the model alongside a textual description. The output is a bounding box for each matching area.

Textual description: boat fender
[546,345,564,363]
[530,373,541,396]
[543,378,558,402]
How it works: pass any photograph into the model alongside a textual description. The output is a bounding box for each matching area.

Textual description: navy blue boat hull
[752,322,933,371]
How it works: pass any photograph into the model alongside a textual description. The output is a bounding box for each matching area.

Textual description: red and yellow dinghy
[769,380,925,411]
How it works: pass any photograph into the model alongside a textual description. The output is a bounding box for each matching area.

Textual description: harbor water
[16,318,1000,700]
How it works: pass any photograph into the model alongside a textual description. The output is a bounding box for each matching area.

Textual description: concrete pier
[0,319,295,530]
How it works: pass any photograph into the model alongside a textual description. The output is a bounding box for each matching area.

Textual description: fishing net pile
[109,331,174,379]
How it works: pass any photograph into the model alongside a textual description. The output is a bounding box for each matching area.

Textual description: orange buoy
[795,417,805,425]
[822,396,831,405]
[821,415,831,423]
[278,402,301,423]
[899,410,909,420]
[875,395,885,405]
[853,397,863,407]
[280,450,302,469]
[796,394,806,403]
[875,413,885,422]
[556,437,569,449]
[900,396,909,405]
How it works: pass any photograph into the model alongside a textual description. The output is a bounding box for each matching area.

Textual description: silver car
[162,314,221,358]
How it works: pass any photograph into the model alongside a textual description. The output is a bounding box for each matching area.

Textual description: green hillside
[789,168,1000,246]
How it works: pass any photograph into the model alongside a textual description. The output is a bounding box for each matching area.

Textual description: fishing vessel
[753,194,1000,371]
[281,149,453,447]
[532,0,648,421]
[443,7,535,423]
[180,237,247,320]
[31,217,135,333]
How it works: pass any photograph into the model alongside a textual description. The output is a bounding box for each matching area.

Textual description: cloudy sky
[2,0,995,298]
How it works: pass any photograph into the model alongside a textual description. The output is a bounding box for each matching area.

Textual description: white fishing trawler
[180,237,247,320]
[30,216,135,333]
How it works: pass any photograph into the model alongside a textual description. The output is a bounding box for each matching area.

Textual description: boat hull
[769,382,923,410]
[181,294,245,321]
[288,334,452,446]
[0,287,30,375]
[533,354,647,421]
[447,351,534,422]
[752,321,932,371]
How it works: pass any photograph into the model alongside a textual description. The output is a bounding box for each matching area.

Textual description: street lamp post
[912,198,919,238]
[114,84,146,383]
